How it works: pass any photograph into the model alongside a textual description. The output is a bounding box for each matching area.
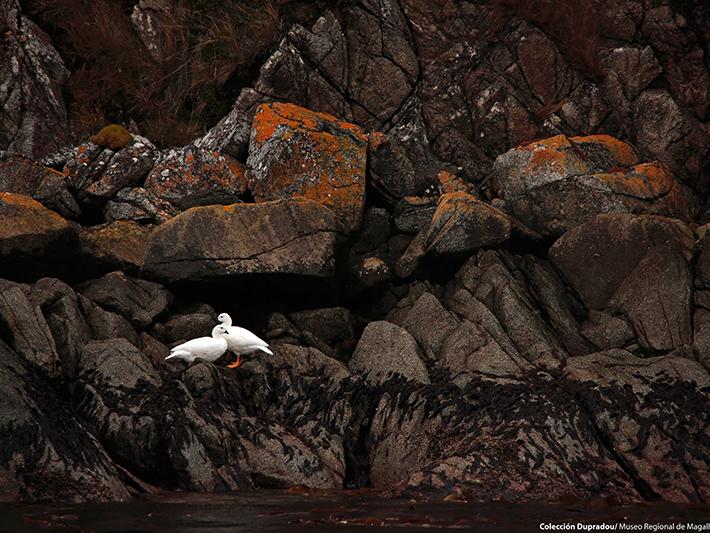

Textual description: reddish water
[2,490,709,532]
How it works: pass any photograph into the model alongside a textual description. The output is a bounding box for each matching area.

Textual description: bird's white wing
[170,336,213,353]
[226,326,269,348]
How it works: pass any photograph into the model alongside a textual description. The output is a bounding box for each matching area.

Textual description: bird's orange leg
[227,353,243,369]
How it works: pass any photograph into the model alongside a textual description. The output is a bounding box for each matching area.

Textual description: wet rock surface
[0,0,708,508]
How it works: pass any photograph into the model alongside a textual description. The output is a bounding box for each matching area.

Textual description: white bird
[217,312,273,369]
[165,325,230,364]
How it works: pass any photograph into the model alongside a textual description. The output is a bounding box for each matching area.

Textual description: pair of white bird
[165,313,272,368]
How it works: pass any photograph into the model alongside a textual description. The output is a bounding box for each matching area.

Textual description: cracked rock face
[495,134,696,236]
[550,214,694,352]
[144,146,247,211]
[0,0,71,159]
[0,341,131,502]
[247,103,368,232]
[142,199,339,282]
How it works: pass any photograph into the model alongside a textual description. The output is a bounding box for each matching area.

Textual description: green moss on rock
[89,124,133,150]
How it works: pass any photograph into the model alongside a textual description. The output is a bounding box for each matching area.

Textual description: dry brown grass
[493,0,606,81]
[26,0,283,146]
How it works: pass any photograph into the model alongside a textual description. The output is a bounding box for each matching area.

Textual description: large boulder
[143,199,339,282]
[143,146,247,210]
[77,221,152,273]
[0,192,75,257]
[0,286,60,376]
[247,102,367,232]
[396,192,511,277]
[80,271,171,328]
[494,134,696,236]
[349,321,430,385]
[63,135,155,203]
[0,156,80,218]
[550,214,694,352]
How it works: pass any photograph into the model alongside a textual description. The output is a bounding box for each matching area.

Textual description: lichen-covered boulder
[0,192,74,257]
[247,103,367,232]
[78,221,152,273]
[143,199,339,282]
[550,214,694,352]
[396,192,511,277]
[0,155,80,218]
[103,187,177,224]
[143,145,247,210]
[63,135,156,202]
[495,134,696,236]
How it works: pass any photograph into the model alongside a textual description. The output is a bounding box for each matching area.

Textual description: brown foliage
[25,0,282,147]
[493,0,606,81]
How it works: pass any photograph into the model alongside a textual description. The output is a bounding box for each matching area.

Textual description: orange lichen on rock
[144,146,247,210]
[426,191,511,252]
[598,161,674,200]
[524,135,590,178]
[89,124,133,150]
[79,220,152,269]
[0,192,73,255]
[437,170,473,194]
[570,134,638,167]
[368,131,388,151]
[248,102,368,232]
[251,102,366,145]
[496,133,697,236]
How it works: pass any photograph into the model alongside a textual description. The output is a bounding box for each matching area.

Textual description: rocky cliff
[0,0,708,503]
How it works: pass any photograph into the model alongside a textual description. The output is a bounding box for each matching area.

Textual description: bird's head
[212,324,229,337]
[217,313,229,323]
